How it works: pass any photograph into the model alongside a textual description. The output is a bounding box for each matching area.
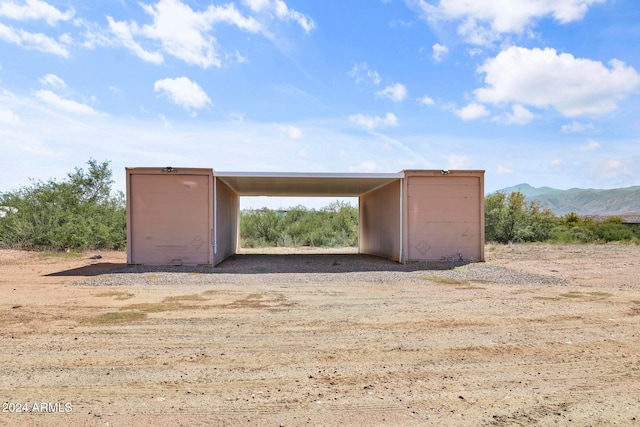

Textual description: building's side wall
[127,168,213,265]
[214,177,239,266]
[359,180,401,261]
[404,170,484,262]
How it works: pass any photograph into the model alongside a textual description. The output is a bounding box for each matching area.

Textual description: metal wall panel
[128,171,211,265]
[405,173,484,262]
[359,180,401,261]
[214,178,239,265]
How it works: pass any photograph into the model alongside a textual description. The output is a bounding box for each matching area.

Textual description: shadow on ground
[45,262,127,277]
[57,253,471,275]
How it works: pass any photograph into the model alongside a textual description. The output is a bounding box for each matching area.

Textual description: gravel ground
[2,244,638,426]
[72,253,568,287]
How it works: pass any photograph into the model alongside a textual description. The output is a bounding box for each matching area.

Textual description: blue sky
[1,0,639,208]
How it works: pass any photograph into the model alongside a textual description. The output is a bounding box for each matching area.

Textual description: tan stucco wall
[126,168,213,265]
[214,177,239,266]
[359,180,401,261]
[403,170,484,262]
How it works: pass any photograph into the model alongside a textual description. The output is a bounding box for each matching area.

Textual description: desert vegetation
[0,159,126,251]
[240,201,358,248]
[1,161,638,252]
[485,191,640,244]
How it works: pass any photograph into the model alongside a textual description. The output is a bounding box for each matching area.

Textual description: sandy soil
[0,245,639,426]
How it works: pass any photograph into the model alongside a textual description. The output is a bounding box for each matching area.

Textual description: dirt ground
[0,245,639,426]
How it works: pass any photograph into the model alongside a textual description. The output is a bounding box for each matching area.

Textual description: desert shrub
[484,191,555,243]
[546,213,638,244]
[240,201,358,247]
[0,159,126,251]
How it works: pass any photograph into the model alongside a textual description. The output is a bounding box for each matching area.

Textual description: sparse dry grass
[39,251,82,259]
[95,291,134,300]
[420,275,467,286]
[560,291,612,299]
[123,303,178,313]
[163,294,207,303]
[84,311,147,324]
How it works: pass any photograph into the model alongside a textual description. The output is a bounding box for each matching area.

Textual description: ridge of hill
[493,184,640,218]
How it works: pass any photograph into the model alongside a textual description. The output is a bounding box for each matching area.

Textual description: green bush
[519,208,638,244]
[484,191,555,243]
[0,159,126,251]
[240,201,358,248]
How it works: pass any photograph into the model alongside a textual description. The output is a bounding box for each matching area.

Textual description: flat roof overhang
[214,172,405,197]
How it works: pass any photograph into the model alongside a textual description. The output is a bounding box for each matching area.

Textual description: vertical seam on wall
[213,176,217,256]
[399,178,403,263]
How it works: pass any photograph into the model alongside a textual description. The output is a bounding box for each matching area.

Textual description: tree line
[0,159,126,251]
[485,191,640,244]
[240,201,358,248]
[0,161,638,251]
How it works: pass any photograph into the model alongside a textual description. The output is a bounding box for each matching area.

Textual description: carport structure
[126,167,485,266]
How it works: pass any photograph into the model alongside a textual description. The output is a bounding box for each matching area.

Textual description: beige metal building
[126,167,485,266]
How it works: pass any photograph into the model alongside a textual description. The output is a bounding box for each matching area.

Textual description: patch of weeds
[246,293,263,300]
[123,303,178,313]
[163,294,207,303]
[420,275,467,286]
[560,292,585,298]
[631,300,640,305]
[332,259,341,266]
[559,291,612,300]
[251,266,268,272]
[223,298,267,309]
[453,267,470,273]
[95,291,134,300]
[201,290,218,296]
[84,311,146,324]
[456,286,485,290]
[585,292,612,298]
[145,273,162,280]
[39,251,82,259]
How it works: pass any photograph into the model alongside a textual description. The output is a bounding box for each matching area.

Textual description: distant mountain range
[493,183,640,219]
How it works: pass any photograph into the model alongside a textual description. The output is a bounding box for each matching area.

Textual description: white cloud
[417,95,435,106]
[226,50,248,64]
[348,63,381,85]
[349,112,398,130]
[475,46,640,117]
[561,121,594,133]
[496,165,512,174]
[466,47,483,57]
[579,139,600,151]
[500,104,534,125]
[154,77,211,111]
[243,0,315,33]
[551,158,564,167]
[34,90,97,115]
[106,17,164,65]
[39,73,66,89]
[446,154,471,169]
[432,43,448,62]
[455,102,490,121]
[0,0,74,25]
[281,124,303,139]
[411,0,605,45]
[376,83,407,102]
[598,159,630,179]
[0,22,69,57]
[0,108,20,123]
[108,0,262,68]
